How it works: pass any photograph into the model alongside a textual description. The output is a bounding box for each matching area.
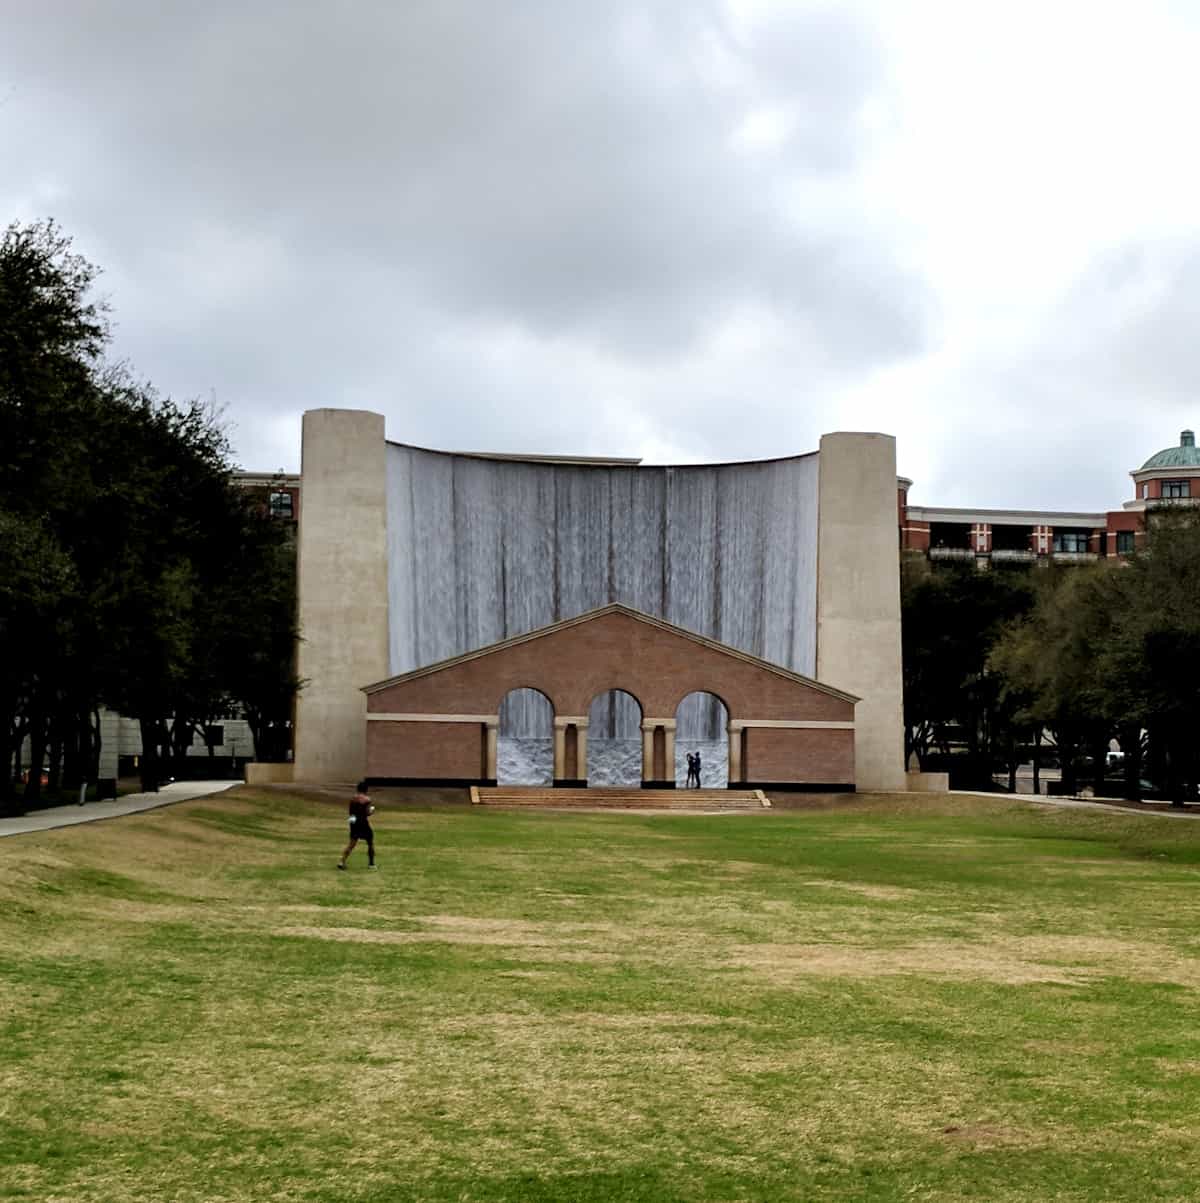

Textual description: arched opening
[497,687,554,785]
[586,689,643,786]
[674,691,729,788]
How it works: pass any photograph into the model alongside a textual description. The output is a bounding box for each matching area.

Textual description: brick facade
[364,606,857,789]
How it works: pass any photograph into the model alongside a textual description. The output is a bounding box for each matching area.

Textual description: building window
[1162,480,1190,499]
[1053,531,1090,553]
[269,490,294,519]
[1116,531,1135,555]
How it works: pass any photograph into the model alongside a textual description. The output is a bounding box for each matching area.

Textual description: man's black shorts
[349,822,374,842]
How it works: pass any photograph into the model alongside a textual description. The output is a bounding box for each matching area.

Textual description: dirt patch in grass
[804,878,920,902]
[940,1124,1038,1149]
[730,932,1200,988]
[729,940,1093,984]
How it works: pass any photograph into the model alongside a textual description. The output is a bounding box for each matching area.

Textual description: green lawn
[3,790,1200,1201]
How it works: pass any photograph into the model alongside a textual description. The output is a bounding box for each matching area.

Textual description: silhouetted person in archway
[693,750,703,788]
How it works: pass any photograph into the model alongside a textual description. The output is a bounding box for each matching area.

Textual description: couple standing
[685,751,703,789]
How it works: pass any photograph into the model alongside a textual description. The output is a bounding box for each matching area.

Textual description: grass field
[3,789,1200,1202]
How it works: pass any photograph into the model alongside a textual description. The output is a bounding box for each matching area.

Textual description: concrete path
[952,789,1200,820]
[0,780,241,839]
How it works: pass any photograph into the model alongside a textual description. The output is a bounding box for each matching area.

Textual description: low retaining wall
[245,763,295,786]
[905,771,949,793]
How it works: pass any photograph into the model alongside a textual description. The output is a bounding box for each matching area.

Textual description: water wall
[385,444,820,752]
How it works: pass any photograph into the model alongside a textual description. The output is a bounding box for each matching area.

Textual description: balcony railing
[991,549,1036,563]
[928,547,976,561]
[1052,551,1098,563]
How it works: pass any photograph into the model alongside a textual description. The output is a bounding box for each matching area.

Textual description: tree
[991,563,1126,796]
[1104,511,1200,802]
[901,556,1035,786]
[1,220,301,810]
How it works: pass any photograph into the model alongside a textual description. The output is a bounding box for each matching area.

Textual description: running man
[338,780,376,870]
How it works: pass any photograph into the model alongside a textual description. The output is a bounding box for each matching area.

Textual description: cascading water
[386,444,819,781]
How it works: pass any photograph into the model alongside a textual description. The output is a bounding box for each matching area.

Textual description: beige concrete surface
[294,409,390,782]
[816,432,906,791]
[0,780,240,838]
[244,762,295,785]
[906,771,950,792]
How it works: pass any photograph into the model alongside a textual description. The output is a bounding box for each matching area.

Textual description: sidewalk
[952,789,1200,820]
[0,780,241,838]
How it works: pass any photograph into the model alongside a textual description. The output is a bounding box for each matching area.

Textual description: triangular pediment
[362,604,858,703]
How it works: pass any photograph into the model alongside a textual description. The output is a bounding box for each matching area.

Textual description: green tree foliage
[0,220,299,809]
[990,513,1200,801]
[989,563,1126,795]
[901,556,1035,785]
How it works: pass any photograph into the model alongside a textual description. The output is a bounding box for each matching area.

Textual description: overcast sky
[5,1,1199,509]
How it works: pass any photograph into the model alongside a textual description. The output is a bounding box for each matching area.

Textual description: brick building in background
[899,430,1200,565]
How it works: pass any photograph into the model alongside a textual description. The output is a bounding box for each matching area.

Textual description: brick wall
[367,721,484,780]
[742,727,854,785]
[366,609,857,786]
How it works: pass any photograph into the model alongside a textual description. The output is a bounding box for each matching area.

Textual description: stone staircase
[471,786,770,811]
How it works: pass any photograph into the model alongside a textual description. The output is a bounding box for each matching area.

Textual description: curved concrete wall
[384,444,820,738]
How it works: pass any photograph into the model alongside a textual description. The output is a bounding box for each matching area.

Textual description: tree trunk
[1121,723,1142,801]
[88,709,102,783]
[0,703,16,802]
[1089,728,1108,797]
[47,709,64,795]
[23,698,46,804]
[1059,727,1079,796]
[1032,729,1041,796]
[138,716,159,792]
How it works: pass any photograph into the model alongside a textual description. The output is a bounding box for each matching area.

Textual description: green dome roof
[1140,430,1200,470]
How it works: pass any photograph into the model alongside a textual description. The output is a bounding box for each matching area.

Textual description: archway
[497,687,554,785]
[586,689,643,786]
[674,691,729,788]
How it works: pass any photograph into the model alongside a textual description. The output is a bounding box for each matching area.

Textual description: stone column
[641,719,675,788]
[816,432,905,790]
[576,719,588,784]
[485,720,498,782]
[553,720,567,783]
[294,409,389,782]
[728,721,743,785]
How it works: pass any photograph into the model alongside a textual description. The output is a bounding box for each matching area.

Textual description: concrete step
[471,786,769,810]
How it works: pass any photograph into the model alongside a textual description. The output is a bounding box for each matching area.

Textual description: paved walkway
[953,789,1200,820]
[0,780,241,838]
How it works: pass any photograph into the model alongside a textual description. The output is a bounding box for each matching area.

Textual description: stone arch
[586,688,644,786]
[674,690,730,788]
[496,686,554,785]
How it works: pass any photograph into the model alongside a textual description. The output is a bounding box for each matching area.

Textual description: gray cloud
[2,0,931,469]
[914,237,1200,512]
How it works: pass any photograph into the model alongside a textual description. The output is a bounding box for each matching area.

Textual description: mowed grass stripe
[2,789,1200,1201]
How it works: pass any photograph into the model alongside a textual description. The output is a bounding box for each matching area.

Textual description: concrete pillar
[485,721,498,782]
[641,719,675,788]
[553,722,566,781]
[728,721,742,784]
[817,432,905,791]
[294,410,390,782]
[576,719,588,784]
